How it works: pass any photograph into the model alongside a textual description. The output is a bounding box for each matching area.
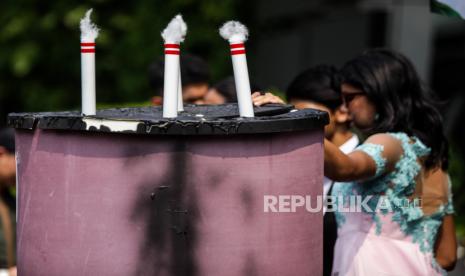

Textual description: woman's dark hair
[341,48,448,170]
[286,65,343,110]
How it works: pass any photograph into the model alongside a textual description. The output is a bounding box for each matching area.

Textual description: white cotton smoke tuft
[161,14,187,43]
[80,9,100,41]
[219,21,249,42]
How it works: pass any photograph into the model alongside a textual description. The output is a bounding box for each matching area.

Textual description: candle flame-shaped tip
[80,9,100,41]
[219,21,249,42]
[161,14,188,43]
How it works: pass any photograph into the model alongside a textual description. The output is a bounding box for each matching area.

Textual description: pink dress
[331,132,454,276]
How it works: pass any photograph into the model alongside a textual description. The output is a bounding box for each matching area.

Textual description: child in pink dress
[324,49,456,275]
[331,132,454,275]
[251,49,457,275]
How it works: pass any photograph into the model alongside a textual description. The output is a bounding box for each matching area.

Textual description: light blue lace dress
[331,132,454,276]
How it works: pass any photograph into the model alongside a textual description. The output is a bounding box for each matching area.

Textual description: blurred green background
[0,0,251,113]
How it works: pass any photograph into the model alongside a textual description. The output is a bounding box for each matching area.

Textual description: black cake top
[8,104,328,135]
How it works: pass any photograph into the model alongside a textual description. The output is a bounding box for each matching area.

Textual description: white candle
[178,66,183,111]
[161,15,187,118]
[162,43,180,118]
[80,9,99,116]
[229,40,254,117]
[220,21,254,118]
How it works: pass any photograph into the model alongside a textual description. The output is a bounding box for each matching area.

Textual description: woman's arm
[324,134,402,182]
[324,138,376,181]
[250,91,403,182]
[434,215,457,271]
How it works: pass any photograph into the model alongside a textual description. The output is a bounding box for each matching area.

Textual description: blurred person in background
[204,76,262,104]
[203,76,237,104]
[0,128,16,276]
[285,65,358,276]
[148,53,210,105]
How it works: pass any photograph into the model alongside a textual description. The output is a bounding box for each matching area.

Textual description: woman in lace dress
[324,49,457,275]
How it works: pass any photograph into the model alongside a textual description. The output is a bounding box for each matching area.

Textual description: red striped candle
[81,41,96,115]
[163,43,181,118]
[228,41,254,117]
[219,21,254,117]
[79,9,99,116]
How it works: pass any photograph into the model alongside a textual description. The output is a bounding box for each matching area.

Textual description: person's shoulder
[365,133,403,148]
[361,133,404,164]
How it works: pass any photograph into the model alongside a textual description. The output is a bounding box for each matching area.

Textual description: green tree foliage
[0,0,241,124]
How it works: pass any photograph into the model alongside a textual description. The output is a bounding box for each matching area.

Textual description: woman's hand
[251,92,285,106]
